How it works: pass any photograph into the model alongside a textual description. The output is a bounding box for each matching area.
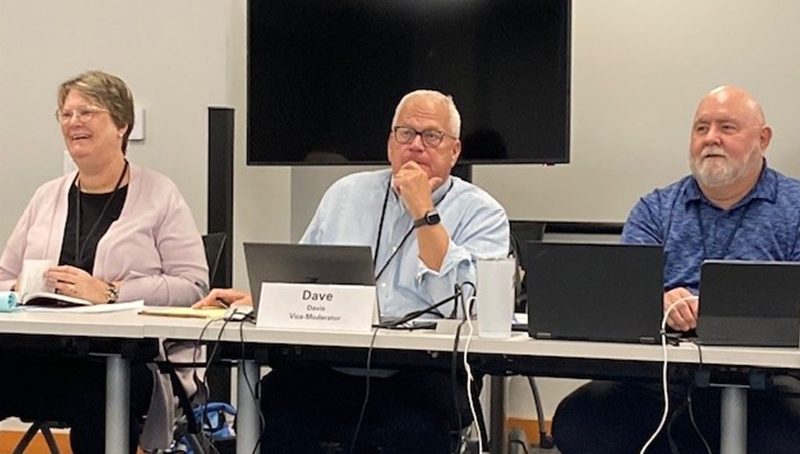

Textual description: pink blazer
[0,164,209,449]
[0,163,209,304]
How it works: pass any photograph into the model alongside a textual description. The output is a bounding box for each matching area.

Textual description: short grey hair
[391,90,461,139]
[58,70,135,153]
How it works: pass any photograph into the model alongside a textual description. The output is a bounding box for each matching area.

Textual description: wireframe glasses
[56,106,109,124]
[392,126,453,148]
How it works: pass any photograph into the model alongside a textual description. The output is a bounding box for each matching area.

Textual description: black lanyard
[373,176,454,281]
[696,200,750,260]
[73,160,129,265]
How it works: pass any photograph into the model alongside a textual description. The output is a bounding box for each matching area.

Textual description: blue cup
[0,292,19,312]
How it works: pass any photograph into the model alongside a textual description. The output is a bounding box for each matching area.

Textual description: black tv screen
[248,0,571,165]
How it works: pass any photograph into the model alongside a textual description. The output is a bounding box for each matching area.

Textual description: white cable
[462,295,483,454]
[638,295,699,454]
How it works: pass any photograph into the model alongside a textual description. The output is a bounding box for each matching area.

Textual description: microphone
[381,290,463,328]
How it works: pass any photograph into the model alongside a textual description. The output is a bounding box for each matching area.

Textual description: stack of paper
[139,307,227,319]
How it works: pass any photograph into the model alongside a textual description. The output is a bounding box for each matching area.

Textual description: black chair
[155,233,232,454]
[11,420,64,454]
[13,234,229,454]
[200,232,231,404]
[202,232,227,286]
[155,233,229,454]
[509,221,547,313]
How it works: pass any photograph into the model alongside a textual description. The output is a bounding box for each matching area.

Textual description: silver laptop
[243,243,376,313]
[698,260,800,347]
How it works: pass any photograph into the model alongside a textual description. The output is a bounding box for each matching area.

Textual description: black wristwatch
[413,210,441,228]
[105,283,119,304]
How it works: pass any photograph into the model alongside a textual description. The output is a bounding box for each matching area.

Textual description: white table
[143,317,800,454]
[0,310,788,454]
[0,310,147,454]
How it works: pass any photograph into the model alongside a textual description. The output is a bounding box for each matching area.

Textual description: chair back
[509,221,546,312]
[202,233,227,286]
[509,221,624,312]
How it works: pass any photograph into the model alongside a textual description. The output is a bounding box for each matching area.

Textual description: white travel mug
[476,257,516,338]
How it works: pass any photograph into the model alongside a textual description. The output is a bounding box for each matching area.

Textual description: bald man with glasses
[198,90,509,454]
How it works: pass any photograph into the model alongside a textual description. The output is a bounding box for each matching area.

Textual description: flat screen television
[247,0,571,166]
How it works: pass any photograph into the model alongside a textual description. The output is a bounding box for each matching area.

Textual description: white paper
[19,259,57,295]
[257,282,376,332]
[20,300,144,314]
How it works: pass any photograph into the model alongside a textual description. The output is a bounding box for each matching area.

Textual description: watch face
[426,212,441,224]
[414,210,441,228]
[106,285,119,303]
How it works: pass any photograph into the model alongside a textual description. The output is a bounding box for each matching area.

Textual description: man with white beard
[551,86,800,454]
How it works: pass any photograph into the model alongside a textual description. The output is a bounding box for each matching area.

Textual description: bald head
[689,85,772,204]
[695,85,766,127]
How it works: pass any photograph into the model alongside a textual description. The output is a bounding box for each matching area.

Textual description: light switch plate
[130,106,145,141]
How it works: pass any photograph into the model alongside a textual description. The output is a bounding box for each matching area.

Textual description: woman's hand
[45,265,109,304]
[193,288,253,309]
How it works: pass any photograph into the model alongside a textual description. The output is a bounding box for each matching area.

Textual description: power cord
[349,326,381,454]
[687,340,712,454]
[354,285,471,453]
[177,316,235,452]
[639,295,699,454]
[450,281,483,454]
[189,313,260,454]
[193,317,228,437]
[234,318,265,454]
[461,293,482,454]
[379,290,463,329]
[450,284,467,450]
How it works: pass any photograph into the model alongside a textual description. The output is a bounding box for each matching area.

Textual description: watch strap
[105,283,119,304]
[413,210,440,228]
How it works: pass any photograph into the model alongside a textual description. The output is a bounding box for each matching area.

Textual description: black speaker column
[207,107,234,288]
[207,107,234,403]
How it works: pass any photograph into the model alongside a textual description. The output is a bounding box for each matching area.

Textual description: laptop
[243,243,376,312]
[526,242,663,343]
[697,260,800,347]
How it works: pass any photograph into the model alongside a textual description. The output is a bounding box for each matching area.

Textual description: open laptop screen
[243,243,375,311]
[526,242,663,343]
[698,260,800,347]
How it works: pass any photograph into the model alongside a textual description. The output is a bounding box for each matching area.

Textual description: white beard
[690,145,759,188]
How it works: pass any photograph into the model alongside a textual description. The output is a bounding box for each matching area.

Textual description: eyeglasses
[392,126,454,148]
[56,106,109,124]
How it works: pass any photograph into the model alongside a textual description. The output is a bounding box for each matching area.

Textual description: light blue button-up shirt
[301,169,509,319]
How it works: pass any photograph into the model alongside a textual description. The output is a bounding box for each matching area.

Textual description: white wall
[3,0,800,424]
[0,0,233,238]
[225,0,293,290]
[286,0,800,421]
[0,0,291,292]
[478,0,800,225]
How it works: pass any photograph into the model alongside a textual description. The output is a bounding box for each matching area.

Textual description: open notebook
[20,291,93,307]
[19,298,144,314]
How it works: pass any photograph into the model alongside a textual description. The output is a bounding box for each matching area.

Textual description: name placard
[256,282,376,332]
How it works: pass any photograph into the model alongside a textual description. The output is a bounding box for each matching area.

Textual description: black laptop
[243,243,376,311]
[526,242,663,343]
[697,260,800,347]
